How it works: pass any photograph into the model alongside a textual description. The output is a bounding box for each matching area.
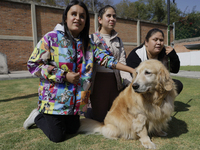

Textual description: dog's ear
[164,80,173,91]
[157,67,173,91]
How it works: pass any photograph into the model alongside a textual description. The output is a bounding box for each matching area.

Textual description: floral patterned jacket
[27,24,118,115]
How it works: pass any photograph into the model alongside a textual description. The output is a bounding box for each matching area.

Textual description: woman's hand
[165,46,173,55]
[116,62,136,75]
[65,72,80,84]
[47,65,55,73]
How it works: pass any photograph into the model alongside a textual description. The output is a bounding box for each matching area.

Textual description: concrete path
[0,70,200,80]
[0,71,36,80]
[170,70,200,79]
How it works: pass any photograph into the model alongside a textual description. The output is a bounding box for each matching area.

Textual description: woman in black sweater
[127,28,183,95]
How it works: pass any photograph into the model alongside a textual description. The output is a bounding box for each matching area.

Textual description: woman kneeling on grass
[23,0,135,143]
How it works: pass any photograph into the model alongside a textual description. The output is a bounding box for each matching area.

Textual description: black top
[126,45,180,73]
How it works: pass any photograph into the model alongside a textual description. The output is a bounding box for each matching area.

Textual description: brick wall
[0,2,32,36]
[140,22,172,45]
[115,18,137,43]
[0,40,33,70]
[36,6,63,39]
[1,0,192,71]
[0,1,33,71]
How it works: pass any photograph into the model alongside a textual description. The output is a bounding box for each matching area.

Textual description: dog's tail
[78,118,103,134]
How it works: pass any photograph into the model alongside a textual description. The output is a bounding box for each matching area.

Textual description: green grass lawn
[0,77,200,150]
[180,66,200,71]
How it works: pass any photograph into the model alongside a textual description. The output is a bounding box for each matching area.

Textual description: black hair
[98,5,116,30]
[62,0,90,54]
[140,28,164,46]
[145,28,164,42]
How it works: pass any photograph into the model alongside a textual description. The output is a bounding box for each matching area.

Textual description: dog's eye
[145,71,151,75]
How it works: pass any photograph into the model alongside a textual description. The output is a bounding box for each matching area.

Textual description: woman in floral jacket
[23,0,134,143]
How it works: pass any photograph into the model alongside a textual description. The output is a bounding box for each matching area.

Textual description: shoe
[23,108,39,130]
[154,130,168,137]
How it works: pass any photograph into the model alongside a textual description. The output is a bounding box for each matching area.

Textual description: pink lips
[109,23,115,25]
[73,22,80,26]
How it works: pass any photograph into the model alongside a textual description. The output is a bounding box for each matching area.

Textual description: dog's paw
[139,138,156,149]
[141,141,156,149]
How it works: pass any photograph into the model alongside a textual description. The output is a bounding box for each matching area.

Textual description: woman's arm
[27,33,66,83]
[116,62,135,75]
[117,40,133,84]
[93,43,135,75]
[165,46,180,73]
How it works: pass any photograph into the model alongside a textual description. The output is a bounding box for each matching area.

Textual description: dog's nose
[132,83,139,90]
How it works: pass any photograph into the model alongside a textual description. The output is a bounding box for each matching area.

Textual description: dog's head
[131,59,174,94]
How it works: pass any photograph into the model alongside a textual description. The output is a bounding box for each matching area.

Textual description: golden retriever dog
[78,59,177,149]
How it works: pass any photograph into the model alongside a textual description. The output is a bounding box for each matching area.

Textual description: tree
[115,0,129,18]
[133,0,150,20]
[147,0,166,22]
[175,12,200,40]
[56,0,70,6]
[162,1,182,24]
[30,0,113,12]
[115,0,181,23]
[82,0,113,12]
[31,0,57,5]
